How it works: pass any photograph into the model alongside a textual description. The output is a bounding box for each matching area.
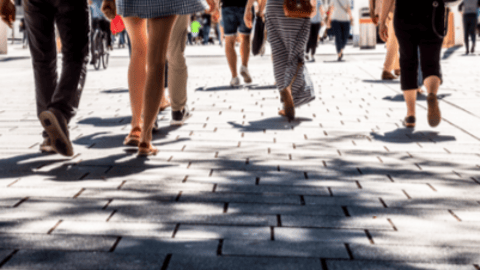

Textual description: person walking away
[380,0,444,128]
[459,0,480,54]
[329,0,352,61]
[1,0,89,157]
[214,0,253,86]
[19,18,28,48]
[306,0,325,62]
[202,12,212,44]
[90,0,112,57]
[101,0,208,156]
[245,0,316,120]
[369,0,400,80]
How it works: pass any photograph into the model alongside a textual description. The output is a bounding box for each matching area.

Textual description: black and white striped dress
[266,0,315,107]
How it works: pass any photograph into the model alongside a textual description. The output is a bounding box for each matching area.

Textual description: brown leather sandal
[137,142,158,156]
[124,127,141,146]
[279,62,303,121]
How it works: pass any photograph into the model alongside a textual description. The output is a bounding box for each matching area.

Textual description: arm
[0,0,15,28]
[244,0,256,28]
[369,0,378,24]
[379,0,394,42]
[310,0,317,19]
[101,0,117,20]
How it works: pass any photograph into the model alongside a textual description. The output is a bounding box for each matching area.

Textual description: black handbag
[251,15,265,56]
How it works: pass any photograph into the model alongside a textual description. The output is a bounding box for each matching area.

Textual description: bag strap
[336,0,349,13]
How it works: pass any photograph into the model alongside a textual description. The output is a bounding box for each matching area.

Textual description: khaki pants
[167,15,189,112]
[383,13,400,72]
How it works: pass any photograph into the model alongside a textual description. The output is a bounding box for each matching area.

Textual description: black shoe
[472,46,475,53]
[171,106,191,126]
[466,50,470,55]
[427,93,441,127]
[39,108,74,157]
[337,53,343,61]
[403,116,416,128]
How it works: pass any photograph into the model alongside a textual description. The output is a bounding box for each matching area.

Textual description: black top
[221,0,248,8]
[202,14,212,26]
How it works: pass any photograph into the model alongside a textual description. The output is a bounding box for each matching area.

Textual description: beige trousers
[167,15,189,112]
[383,13,400,72]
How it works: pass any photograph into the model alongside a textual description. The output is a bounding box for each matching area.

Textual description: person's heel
[427,93,441,127]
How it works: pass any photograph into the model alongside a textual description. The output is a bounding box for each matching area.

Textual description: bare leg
[123,17,147,129]
[424,75,440,95]
[140,15,178,144]
[240,34,250,67]
[225,35,238,78]
[403,89,417,117]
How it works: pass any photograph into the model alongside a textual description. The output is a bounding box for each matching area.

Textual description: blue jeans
[222,6,252,36]
[331,20,350,54]
[203,25,211,44]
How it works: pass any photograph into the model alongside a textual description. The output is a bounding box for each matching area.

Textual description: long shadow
[195,85,244,91]
[0,56,30,62]
[370,128,456,143]
[100,88,129,94]
[442,45,462,60]
[227,117,312,132]
[77,116,131,127]
[383,93,450,102]
[363,79,399,84]
[245,85,277,91]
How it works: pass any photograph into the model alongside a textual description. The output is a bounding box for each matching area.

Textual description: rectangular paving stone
[216,184,330,196]
[347,207,457,221]
[121,181,214,192]
[326,260,477,270]
[108,201,224,215]
[304,195,385,208]
[167,255,322,270]
[369,230,480,247]
[0,199,21,208]
[0,220,58,234]
[381,197,480,209]
[78,189,178,200]
[228,203,344,216]
[179,191,301,204]
[1,250,168,270]
[222,239,349,258]
[451,210,480,222]
[281,215,392,230]
[390,218,480,233]
[115,237,218,256]
[53,221,175,238]
[0,207,111,221]
[350,244,480,263]
[0,187,82,200]
[274,227,371,244]
[175,225,271,240]
[0,234,117,251]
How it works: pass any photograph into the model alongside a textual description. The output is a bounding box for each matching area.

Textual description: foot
[466,50,470,55]
[305,54,310,61]
[337,53,343,61]
[381,70,397,80]
[240,65,252,84]
[39,137,55,153]
[403,116,416,128]
[137,142,158,157]
[426,93,441,127]
[311,53,315,62]
[471,46,475,53]
[278,109,286,117]
[124,126,141,146]
[171,106,191,126]
[394,69,401,76]
[230,77,241,87]
[159,96,171,112]
[39,108,74,157]
[279,87,295,120]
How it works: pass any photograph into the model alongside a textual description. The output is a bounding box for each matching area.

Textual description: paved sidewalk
[0,42,480,269]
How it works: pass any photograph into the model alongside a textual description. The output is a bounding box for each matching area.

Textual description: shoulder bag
[284,0,314,18]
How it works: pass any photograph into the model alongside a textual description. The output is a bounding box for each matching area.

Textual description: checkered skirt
[117,0,208,19]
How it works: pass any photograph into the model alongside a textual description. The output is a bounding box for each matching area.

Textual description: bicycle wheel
[93,33,102,70]
[102,36,109,69]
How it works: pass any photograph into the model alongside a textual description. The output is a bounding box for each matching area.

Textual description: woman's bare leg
[123,17,147,129]
[141,15,178,144]
[424,75,440,95]
[403,89,417,117]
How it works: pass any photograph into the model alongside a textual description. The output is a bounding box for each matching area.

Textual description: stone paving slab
[1,250,168,270]
[0,234,117,251]
[326,260,477,270]
[227,203,345,216]
[175,225,271,240]
[114,238,218,256]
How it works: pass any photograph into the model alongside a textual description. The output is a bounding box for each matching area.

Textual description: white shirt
[330,0,351,22]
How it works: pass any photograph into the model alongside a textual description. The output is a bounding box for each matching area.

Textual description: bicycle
[91,28,110,70]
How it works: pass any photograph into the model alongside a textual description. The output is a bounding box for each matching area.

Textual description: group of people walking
[0,0,453,158]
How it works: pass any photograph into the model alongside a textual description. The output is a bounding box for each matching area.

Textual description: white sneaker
[240,66,252,84]
[230,77,241,87]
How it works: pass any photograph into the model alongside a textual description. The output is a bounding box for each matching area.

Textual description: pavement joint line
[102,199,113,210]
[377,156,383,163]
[175,192,182,202]
[299,195,306,205]
[414,163,422,170]
[276,215,282,227]
[344,243,354,260]
[78,173,90,180]
[379,198,388,208]
[322,161,327,167]
[104,166,114,174]
[426,183,437,192]
[356,168,363,175]
[473,264,480,270]
[172,224,180,238]
[223,203,229,213]
[341,206,350,217]
[384,146,389,152]
[28,142,39,149]
[12,197,29,208]
[0,250,19,268]
[109,237,122,252]
[448,210,462,222]
[47,220,63,234]
[387,219,398,231]
[386,174,395,182]
[106,210,117,222]
[327,188,333,197]
[270,227,275,241]
[355,181,362,189]
[73,188,86,198]
[303,172,309,179]
[320,258,329,270]
[7,178,21,187]
[402,190,412,199]
[255,177,260,185]
[364,229,375,244]
[117,181,126,190]
[471,177,480,185]
[182,175,188,183]
[212,184,218,192]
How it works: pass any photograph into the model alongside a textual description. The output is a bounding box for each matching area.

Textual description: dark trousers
[306,23,321,55]
[394,2,444,90]
[24,0,89,126]
[203,25,211,44]
[463,13,477,52]
[331,20,350,53]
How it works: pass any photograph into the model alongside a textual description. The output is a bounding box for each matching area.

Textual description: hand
[101,0,117,21]
[370,12,378,25]
[0,0,15,28]
[379,21,388,42]
[244,7,253,29]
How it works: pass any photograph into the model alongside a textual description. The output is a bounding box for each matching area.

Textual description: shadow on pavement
[370,128,456,143]
[100,88,129,94]
[195,85,243,91]
[227,117,312,132]
[363,79,399,84]
[382,93,450,102]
